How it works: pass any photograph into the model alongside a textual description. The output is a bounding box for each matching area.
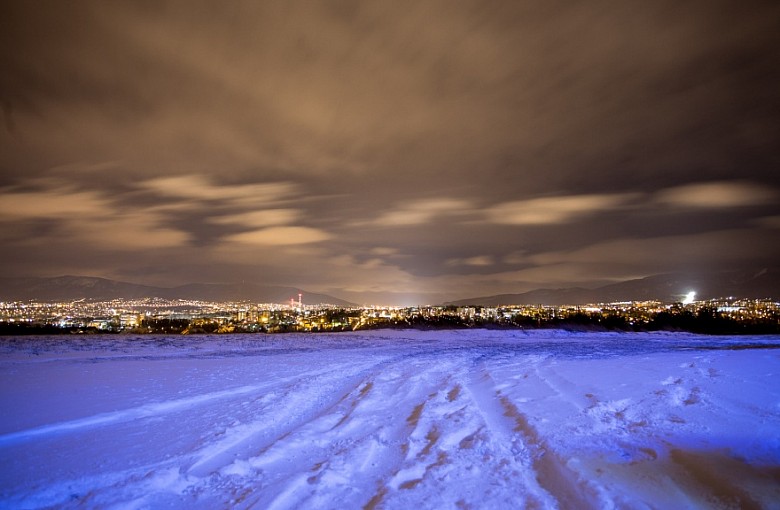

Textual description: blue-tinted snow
[1,330,779,509]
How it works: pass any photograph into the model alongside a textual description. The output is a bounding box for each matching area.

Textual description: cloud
[208,206,329,248]
[0,187,109,218]
[65,213,190,250]
[224,226,330,246]
[371,198,473,226]
[486,193,636,225]
[754,216,780,229]
[323,263,418,296]
[1,2,778,302]
[445,255,494,267]
[138,175,297,206]
[369,247,400,256]
[655,181,777,208]
[0,183,190,250]
[527,229,778,270]
[414,227,780,298]
[208,209,300,227]
[502,251,528,264]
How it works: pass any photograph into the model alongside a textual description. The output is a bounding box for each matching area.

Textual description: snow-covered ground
[1,330,779,509]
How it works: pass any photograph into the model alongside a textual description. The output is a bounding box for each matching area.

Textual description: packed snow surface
[1,330,779,509]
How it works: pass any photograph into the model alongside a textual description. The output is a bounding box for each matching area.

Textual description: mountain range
[0,276,356,306]
[1,269,777,306]
[445,268,780,306]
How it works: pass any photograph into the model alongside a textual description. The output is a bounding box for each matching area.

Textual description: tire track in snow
[359,355,540,509]
[460,366,552,508]
[0,363,363,447]
[0,384,272,446]
[186,359,388,477]
[190,356,440,508]
[463,362,599,509]
[347,383,448,505]
[253,356,465,510]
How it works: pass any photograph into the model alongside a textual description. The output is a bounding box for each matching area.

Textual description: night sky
[1,1,779,305]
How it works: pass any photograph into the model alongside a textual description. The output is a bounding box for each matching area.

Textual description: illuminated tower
[298,293,302,310]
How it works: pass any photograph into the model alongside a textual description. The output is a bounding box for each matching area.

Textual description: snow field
[1,330,779,509]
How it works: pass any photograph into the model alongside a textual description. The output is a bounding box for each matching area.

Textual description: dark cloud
[1,1,779,303]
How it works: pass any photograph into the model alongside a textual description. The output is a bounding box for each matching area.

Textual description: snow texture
[1,330,779,509]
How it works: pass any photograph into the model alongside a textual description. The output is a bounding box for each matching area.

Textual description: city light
[2,295,778,334]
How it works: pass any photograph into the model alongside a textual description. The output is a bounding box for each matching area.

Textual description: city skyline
[2,1,779,305]
[4,293,779,336]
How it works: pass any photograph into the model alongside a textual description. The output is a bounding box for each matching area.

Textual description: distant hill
[3,270,777,307]
[0,276,355,306]
[163,282,354,306]
[446,268,780,306]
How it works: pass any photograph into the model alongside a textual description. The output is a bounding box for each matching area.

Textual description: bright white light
[682,291,696,305]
